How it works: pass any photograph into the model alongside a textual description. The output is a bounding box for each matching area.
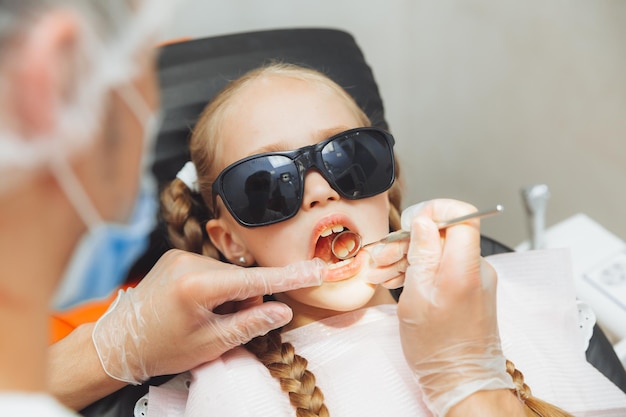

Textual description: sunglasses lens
[322,130,394,198]
[219,155,301,226]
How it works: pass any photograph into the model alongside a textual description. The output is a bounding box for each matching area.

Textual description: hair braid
[506,359,574,417]
[246,330,330,417]
[160,178,220,259]
[388,156,403,232]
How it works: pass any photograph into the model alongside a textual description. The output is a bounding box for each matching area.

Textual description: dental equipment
[521,184,550,250]
[331,205,504,260]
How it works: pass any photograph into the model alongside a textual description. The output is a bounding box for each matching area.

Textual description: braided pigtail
[160,178,220,259]
[246,330,330,417]
[388,154,403,232]
[506,359,574,417]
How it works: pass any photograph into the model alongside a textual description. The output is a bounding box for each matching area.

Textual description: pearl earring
[238,256,246,265]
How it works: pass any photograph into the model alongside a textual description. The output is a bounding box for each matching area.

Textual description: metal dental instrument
[330,204,504,260]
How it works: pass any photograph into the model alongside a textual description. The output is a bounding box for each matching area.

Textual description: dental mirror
[330,204,504,260]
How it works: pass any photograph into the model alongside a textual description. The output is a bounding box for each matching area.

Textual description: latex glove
[396,199,514,416]
[363,233,409,289]
[358,241,406,289]
[92,249,324,385]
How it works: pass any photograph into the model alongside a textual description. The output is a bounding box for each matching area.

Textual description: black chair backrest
[154,28,388,189]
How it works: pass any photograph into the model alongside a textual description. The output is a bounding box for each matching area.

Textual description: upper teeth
[320,225,345,237]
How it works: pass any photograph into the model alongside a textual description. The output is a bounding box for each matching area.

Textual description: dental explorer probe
[331,205,504,260]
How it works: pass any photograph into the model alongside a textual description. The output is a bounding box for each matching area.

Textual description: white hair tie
[176,161,199,193]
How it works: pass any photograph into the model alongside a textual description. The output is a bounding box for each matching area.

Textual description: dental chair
[80,28,626,417]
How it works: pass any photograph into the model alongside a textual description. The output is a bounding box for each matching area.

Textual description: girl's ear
[206,218,254,266]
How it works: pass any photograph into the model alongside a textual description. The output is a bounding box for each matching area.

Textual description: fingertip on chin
[260,302,293,327]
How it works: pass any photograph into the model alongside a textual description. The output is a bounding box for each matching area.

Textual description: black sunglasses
[212,127,396,227]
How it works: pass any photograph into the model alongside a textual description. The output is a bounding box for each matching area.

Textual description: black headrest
[153,28,388,188]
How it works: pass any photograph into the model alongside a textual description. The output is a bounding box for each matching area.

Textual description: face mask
[51,84,161,310]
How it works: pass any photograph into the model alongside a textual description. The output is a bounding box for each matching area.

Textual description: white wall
[162,1,626,248]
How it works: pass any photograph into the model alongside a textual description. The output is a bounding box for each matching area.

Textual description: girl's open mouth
[313,224,365,281]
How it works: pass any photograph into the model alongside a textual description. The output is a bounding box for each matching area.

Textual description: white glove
[92,249,324,384]
[396,199,514,416]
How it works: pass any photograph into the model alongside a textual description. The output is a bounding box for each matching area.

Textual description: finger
[379,274,405,290]
[402,216,442,305]
[400,201,428,231]
[480,258,498,293]
[197,259,325,308]
[238,259,325,298]
[439,221,482,290]
[364,239,407,267]
[213,301,294,352]
[407,216,441,267]
[479,259,500,326]
[365,257,408,286]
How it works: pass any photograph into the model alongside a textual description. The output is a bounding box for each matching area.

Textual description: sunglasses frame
[212,127,396,227]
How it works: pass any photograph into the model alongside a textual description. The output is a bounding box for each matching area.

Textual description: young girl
[158,63,575,417]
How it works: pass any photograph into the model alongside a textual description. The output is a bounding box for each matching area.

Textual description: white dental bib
[143,250,626,417]
[146,305,428,417]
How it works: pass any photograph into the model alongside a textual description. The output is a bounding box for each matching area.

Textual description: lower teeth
[327,258,353,269]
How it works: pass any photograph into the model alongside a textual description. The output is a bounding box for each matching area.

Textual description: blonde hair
[160,63,572,417]
[507,360,573,417]
[161,63,403,259]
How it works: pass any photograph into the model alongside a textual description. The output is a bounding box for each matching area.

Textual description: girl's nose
[301,169,340,210]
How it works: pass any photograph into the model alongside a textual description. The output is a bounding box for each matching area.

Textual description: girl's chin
[300,283,378,314]
[323,251,368,282]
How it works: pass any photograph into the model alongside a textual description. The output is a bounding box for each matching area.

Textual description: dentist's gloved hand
[92,249,324,385]
[363,234,409,290]
[395,199,514,416]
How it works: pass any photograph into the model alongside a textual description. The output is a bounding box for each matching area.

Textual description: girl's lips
[309,213,371,283]
[310,213,359,259]
[323,250,368,282]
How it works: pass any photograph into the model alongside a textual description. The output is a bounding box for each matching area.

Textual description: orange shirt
[49,282,136,344]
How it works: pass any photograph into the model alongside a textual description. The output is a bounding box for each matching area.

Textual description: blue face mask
[52,84,161,310]
[52,183,157,309]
